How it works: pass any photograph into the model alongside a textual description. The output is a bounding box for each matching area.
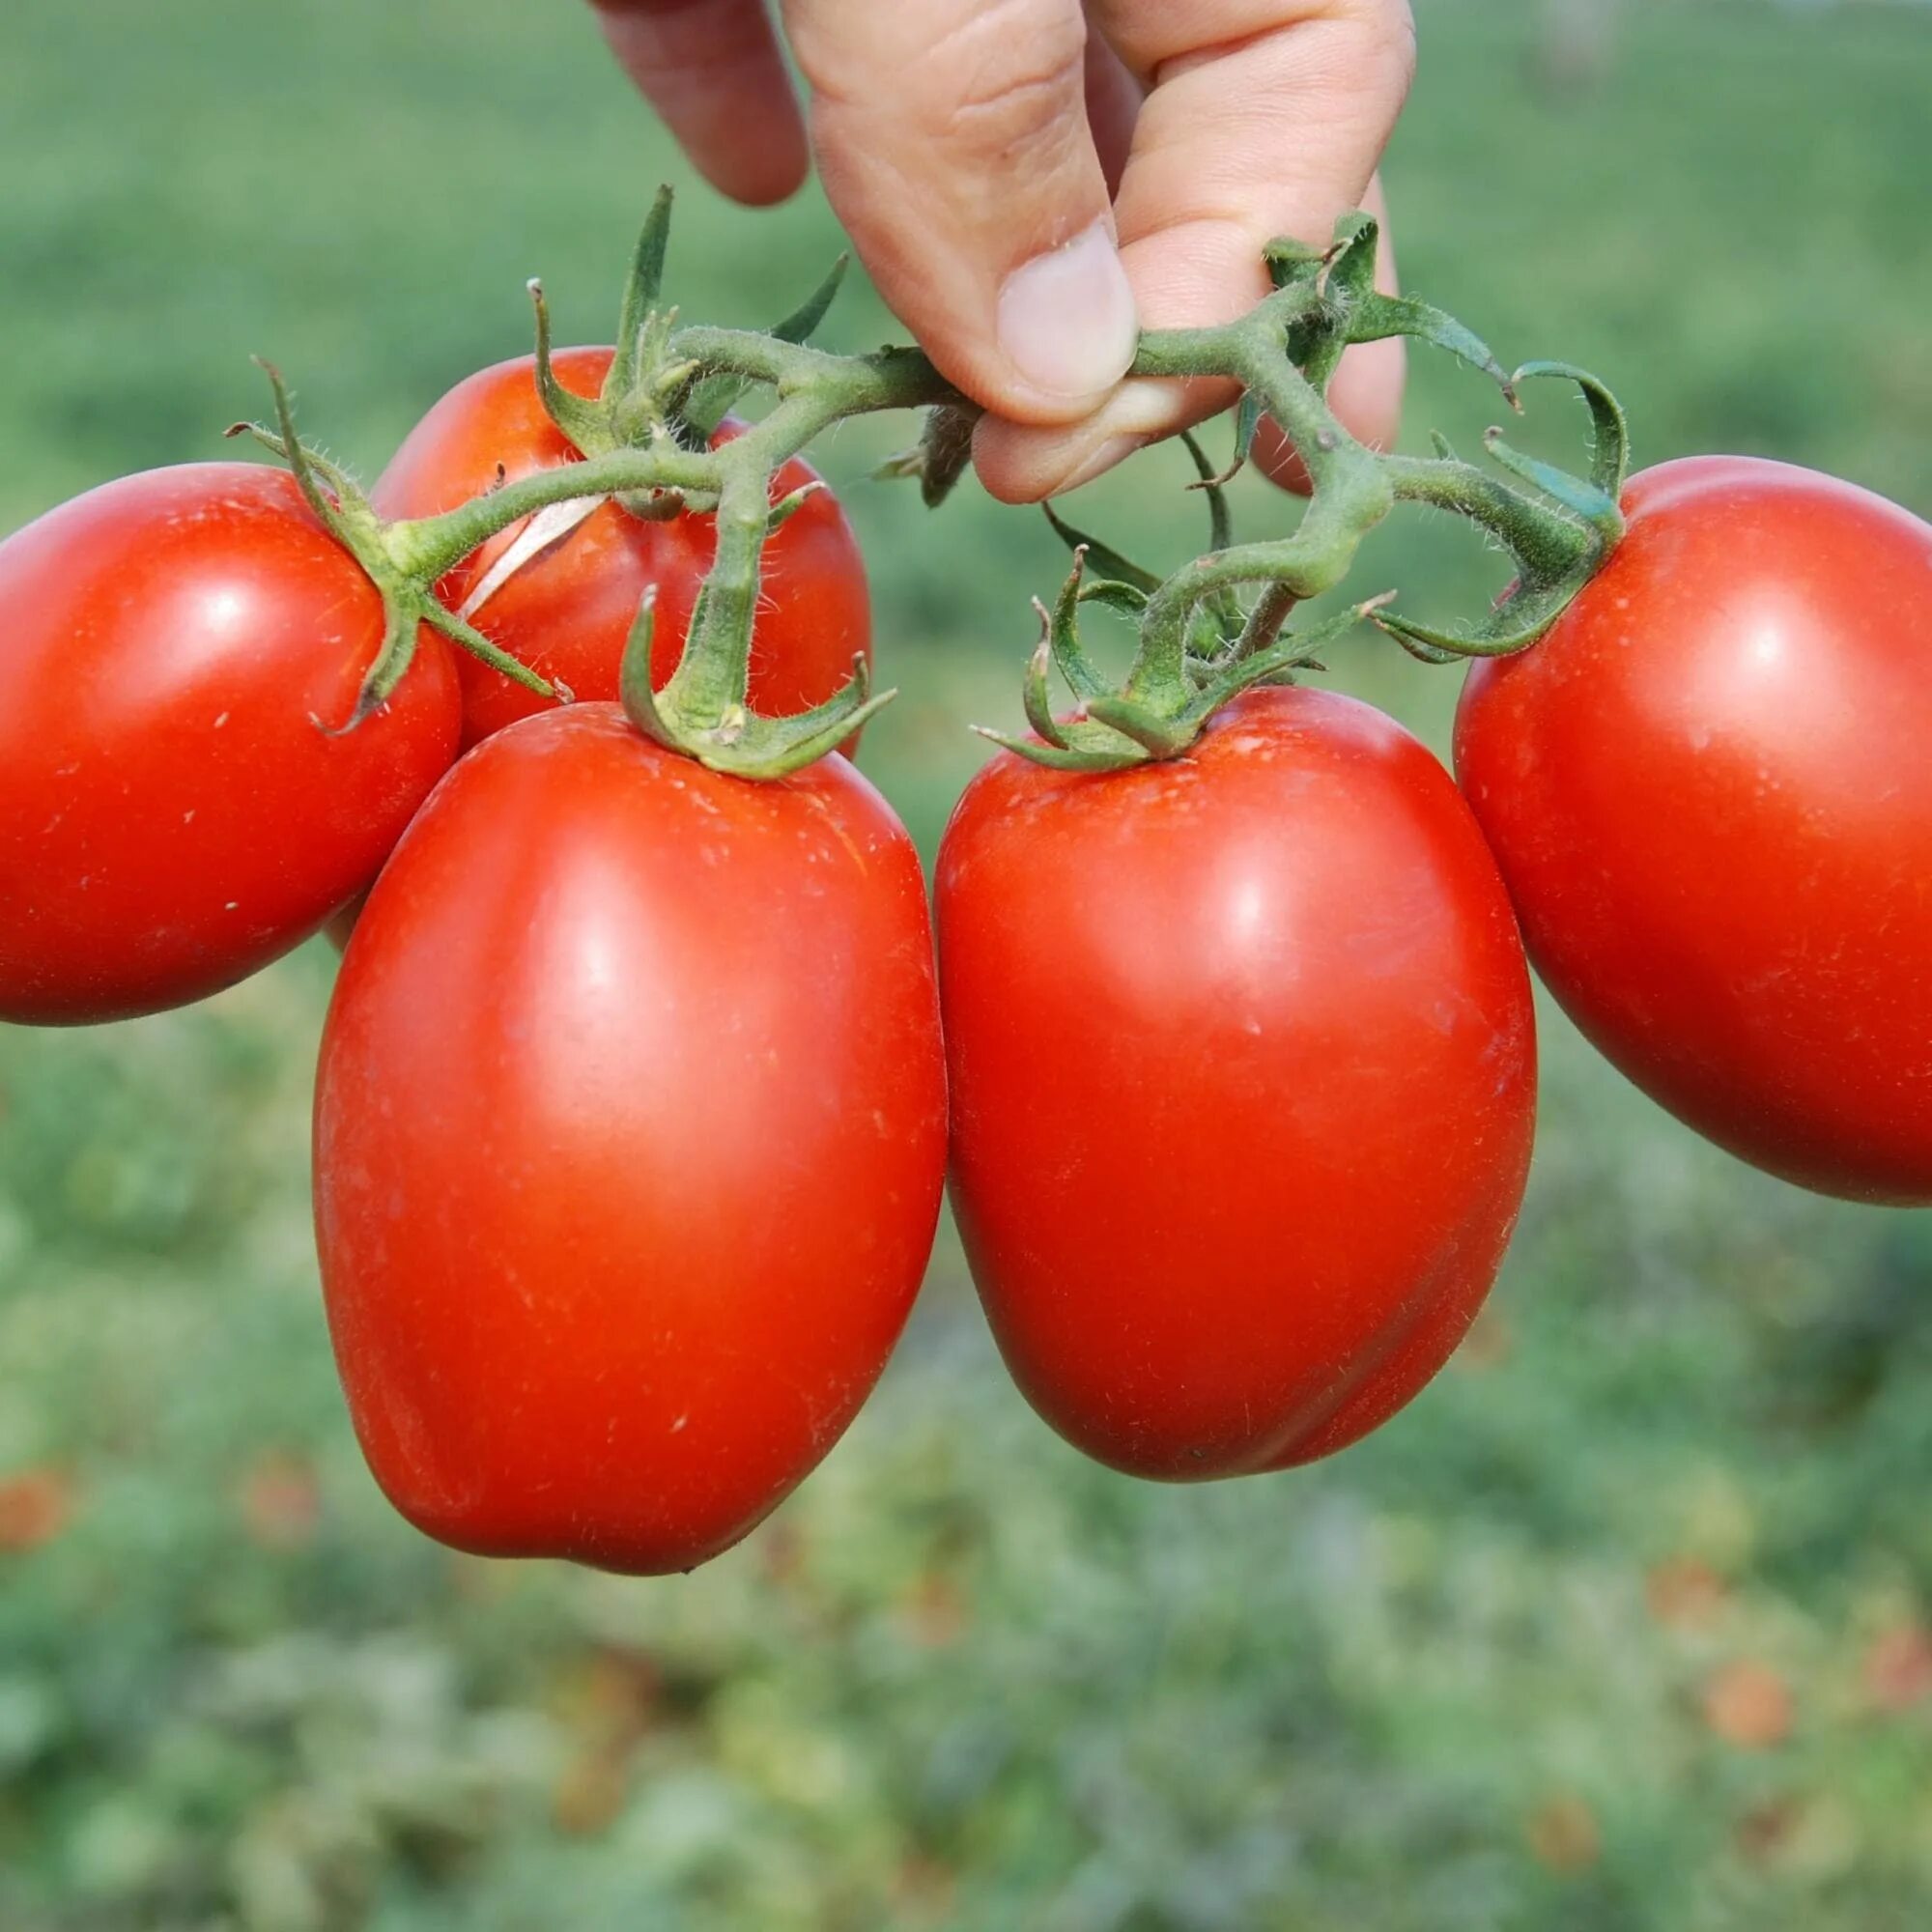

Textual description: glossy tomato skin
[938,687,1537,1481]
[1456,457,1932,1205]
[0,465,460,1025]
[373,349,871,749]
[314,705,947,1575]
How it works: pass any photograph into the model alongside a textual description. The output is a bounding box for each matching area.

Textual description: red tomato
[314,705,947,1574]
[372,349,871,749]
[322,894,367,954]
[937,686,1536,1480]
[0,464,459,1025]
[1456,456,1932,1205]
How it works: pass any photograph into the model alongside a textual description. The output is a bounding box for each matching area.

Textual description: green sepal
[1041,502,1161,594]
[1019,628,1072,751]
[417,596,560,698]
[1371,571,1590,662]
[325,589,421,732]
[974,554,1151,769]
[1077,579,1150,620]
[1323,213,1380,301]
[1513,360,1632,504]
[224,414,363,519]
[1350,293,1518,408]
[620,585,891,778]
[609,186,675,401]
[1301,213,1382,392]
[527,278,610,454]
[1079,693,1198,759]
[971,723,1149,774]
[1481,425,1624,544]
[766,478,826,535]
[1263,235,1326,292]
[1042,554,1115,703]
[773,253,849,344]
[246,358,373,543]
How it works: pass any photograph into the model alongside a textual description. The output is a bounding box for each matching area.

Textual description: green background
[3,1,1931,1925]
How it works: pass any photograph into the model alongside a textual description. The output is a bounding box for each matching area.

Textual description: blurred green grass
[3,1,1931,1926]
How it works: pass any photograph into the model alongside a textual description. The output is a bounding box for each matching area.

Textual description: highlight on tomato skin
[0,463,461,1027]
[372,348,872,752]
[1455,455,1932,1207]
[937,685,1538,1482]
[313,703,949,1576]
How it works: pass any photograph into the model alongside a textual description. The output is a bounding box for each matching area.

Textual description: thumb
[781,0,1139,423]
[975,0,1416,501]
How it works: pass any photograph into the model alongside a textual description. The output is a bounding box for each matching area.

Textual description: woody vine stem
[235,186,1631,780]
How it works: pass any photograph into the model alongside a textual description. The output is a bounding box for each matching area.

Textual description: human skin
[585,0,1414,498]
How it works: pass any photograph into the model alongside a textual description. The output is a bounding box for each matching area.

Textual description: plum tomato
[314,704,948,1574]
[0,464,459,1025]
[1457,457,1932,1205]
[937,685,1537,1481]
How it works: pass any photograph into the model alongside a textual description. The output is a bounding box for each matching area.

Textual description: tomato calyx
[228,362,563,726]
[980,544,1393,772]
[1370,362,1631,664]
[522,185,856,540]
[617,585,885,780]
[523,187,711,524]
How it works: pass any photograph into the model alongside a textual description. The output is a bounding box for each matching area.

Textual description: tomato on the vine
[0,464,459,1026]
[938,686,1537,1481]
[315,704,947,1574]
[372,349,871,749]
[1456,456,1932,1205]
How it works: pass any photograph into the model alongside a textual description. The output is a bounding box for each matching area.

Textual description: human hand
[588,1,1414,500]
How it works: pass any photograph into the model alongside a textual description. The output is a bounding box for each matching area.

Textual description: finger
[590,0,809,207]
[783,0,1139,422]
[1253,175,1405,494]
[974,0,1414,501]
[1083,19,1144,194]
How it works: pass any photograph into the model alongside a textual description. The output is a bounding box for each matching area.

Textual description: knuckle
[1342,0,1418,99]
[806,0,1089,162]
[919,8,1089,160]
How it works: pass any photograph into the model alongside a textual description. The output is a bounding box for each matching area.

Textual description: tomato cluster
[4,318,1927,1576]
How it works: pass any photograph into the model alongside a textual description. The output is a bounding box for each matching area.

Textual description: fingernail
[1053,434,1143,496]
[997,221,1138,403]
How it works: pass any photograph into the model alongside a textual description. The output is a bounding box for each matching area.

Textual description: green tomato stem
[250,198,1627,779]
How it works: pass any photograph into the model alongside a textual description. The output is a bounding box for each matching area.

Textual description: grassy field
[3,1,1931,1926]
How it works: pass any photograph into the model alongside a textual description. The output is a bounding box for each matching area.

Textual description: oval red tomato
[1456,457,1932,1205]
[937,686,1537,1480]
[372,349,871,749]
[0,464,459,1026]
[314,704,948,1574]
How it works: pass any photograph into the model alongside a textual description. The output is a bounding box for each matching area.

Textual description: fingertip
[992,222,1140,416]
[973,377,1180,502]
[592,0,809,209]
[696,129,810,209]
